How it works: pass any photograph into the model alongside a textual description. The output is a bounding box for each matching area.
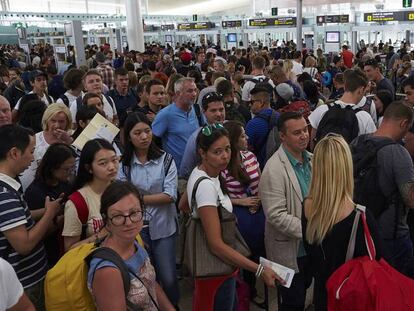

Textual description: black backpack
[351,138,398,218]
[255,110,280,162]
[315,103,361,144]
[59,94,70,107]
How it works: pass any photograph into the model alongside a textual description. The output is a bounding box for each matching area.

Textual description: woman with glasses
[221,121,266,307]
[119,112,179,308]
[187,124,284,311]
[302,135,382,311]
[88,181,175,311]
[25,143,77,266]
[62,138,119,251]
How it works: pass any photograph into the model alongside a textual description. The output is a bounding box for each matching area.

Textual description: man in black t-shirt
[351,102,414,277]
[364,58,395,98]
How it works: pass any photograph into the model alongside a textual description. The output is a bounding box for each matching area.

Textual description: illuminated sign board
[316,15,349,24]
[177,22,215,30]
[364,11,414,22]
[222,20,242,28]
[248,17,296,27]
[161,24,175,31]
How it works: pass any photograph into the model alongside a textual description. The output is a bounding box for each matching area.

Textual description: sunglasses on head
[201,123,224,136]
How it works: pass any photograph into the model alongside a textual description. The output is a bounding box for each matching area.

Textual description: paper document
[260,257,295,288]
[72,113,119,151]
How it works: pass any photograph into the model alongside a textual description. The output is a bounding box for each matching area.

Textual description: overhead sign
[364,11,414,22]
[177,22,215,30]
[249,17,297,27]
[222,20,242,28]
[161,24,175,31]
[316,15,349,25]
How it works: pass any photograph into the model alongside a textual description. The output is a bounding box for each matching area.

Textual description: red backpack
[326,205,414,311]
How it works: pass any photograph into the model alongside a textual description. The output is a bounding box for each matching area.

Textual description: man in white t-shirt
[309,69,377,149]
[69,69,118,125]
[12,70,53,121]
[291,51,304,76]
[241,56,275,104]
[0,258,35,311]
[55,68,84,107]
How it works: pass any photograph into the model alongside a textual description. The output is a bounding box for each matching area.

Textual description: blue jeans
[214,277,237,311]
[141,228,180,305]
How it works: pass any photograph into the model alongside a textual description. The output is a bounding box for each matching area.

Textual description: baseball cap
[180,52,192,63]
[275,83,294,101]
[29,70,47,82]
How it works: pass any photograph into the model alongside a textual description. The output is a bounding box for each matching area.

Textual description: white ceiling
[148,0,383,15]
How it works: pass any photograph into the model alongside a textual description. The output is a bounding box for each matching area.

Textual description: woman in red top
[221,121,266,306]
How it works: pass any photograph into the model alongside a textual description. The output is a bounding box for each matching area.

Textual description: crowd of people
[0,37,414,311]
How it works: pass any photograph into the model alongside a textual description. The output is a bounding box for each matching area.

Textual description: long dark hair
[35,143,77,185]
[72,106,98,139]
[223,121,250,186]
[196,125,230,193]
[72,138,115,191]
[122,112,163,168]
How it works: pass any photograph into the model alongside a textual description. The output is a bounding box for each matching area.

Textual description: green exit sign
[403,0,412,8]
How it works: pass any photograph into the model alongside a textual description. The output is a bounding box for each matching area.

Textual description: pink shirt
[221,151,260,198]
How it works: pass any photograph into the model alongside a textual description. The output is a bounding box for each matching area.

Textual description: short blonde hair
[42,103,72,131]
[305,56,316,68]
[306,135,354,244]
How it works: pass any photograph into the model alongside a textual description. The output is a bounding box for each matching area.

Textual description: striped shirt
[221,151,260,198]
[0,173,47,289]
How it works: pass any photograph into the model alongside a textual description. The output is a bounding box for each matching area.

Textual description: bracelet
[255,264,264,278]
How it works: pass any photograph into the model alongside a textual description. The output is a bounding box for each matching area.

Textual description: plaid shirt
[96,64,114,89]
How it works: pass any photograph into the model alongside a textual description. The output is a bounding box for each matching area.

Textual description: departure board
[248,17,296,27]
[316,15,349,24]
[364,11,414,22]
[177,22,215,30]
[161,24,175,31]
[222,20,242,28]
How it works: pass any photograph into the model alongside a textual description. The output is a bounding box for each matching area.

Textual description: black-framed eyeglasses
[109,210,144,226]
[201,123,224,136]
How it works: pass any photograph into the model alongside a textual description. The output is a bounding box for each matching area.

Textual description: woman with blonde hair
[302,135,383,311]
[282,59,297,81]
[303,56,319,81]
[20,102,73,190]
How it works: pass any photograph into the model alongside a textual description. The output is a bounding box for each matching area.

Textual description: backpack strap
[103,94,115,110]
[60,94,70,107]
[68,191,89,240]
[76,96,83,112]
[46,94,53,104]
[163,153,173,177]
[193,104,204,127]
[86,247,150,311]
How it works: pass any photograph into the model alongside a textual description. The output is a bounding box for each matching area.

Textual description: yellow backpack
[44,236,144,311]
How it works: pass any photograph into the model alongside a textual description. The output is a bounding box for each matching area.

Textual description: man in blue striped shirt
[0,124,61,309]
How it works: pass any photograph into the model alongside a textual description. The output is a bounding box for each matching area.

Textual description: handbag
[182,176,251,278]
[326,205,414,311]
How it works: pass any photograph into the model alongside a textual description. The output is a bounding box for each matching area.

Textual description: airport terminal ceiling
[6,0,401,16]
